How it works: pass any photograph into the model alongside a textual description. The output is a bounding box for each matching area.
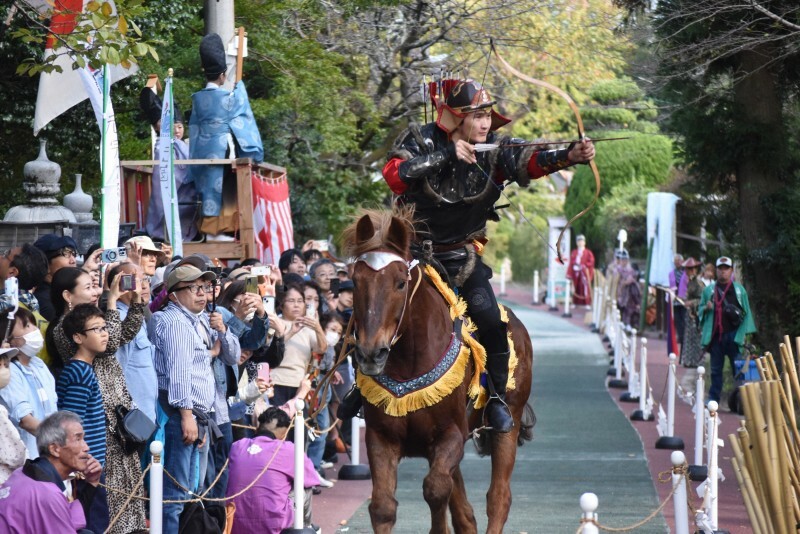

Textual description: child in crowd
[55,304,108,465]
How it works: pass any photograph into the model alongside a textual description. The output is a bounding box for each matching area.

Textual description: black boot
[337,384,363,420]
[485,350,514,433]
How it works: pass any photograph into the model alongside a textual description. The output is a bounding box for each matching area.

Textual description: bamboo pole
[779,343,800,414]
[731,436,768,534]
[770,381,794,533]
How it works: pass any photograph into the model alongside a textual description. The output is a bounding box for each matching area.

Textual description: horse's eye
[397,280,406,290]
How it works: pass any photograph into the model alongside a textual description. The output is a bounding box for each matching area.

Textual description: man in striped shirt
[55,304,108,465]
[153,265,240,533]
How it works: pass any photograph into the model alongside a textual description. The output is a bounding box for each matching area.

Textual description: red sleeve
[382,157,408,194]
[526,151,550,180]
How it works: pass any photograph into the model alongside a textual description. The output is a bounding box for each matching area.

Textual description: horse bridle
[355,251,421,347]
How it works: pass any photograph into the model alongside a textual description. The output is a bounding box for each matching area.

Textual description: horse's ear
[355,214,376,244]
[386,216,411,255]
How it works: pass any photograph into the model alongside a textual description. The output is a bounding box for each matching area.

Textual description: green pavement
[340,306,668,533]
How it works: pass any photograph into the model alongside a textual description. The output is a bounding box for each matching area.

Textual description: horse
[341,207,534,533]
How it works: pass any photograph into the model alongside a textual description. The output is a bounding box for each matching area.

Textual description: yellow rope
[103,463,151,533]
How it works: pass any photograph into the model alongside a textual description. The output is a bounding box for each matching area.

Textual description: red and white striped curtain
[252,172,294,265]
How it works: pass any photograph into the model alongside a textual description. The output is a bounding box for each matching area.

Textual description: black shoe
[337,385,363,419]
[485,396,514,433]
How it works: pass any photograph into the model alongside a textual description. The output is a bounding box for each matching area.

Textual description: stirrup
[484,394,514,433]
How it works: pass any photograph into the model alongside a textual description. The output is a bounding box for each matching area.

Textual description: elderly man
[0,411,102,533]
[153,264,240,532]
[698,257,757,403]
[124,235,167,277]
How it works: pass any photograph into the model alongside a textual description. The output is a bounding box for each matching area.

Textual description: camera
[101,247,128,264]
[250,265,271,277]
[1,277,19,316]
[206,264,222,276]
[120,274,136,291]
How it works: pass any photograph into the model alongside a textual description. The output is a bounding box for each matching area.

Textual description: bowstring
[467,39,560,259]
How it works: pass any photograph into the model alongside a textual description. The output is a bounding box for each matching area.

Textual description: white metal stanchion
[671,451,690,534]
[688,367,708,481]
[579,493,599,534]
[293,399,306,531]
[591,287,603,332]
[562,278,572,318]
[656,354,685,450]
[532,270,540,305]
[620,329,639,402]
[149,441,163,534]
[707,400,721,529]
[631,338,654,421]
[339,415,371,480]
[499,263,507,296]
[285,400,315,534]
[608,312,627,388]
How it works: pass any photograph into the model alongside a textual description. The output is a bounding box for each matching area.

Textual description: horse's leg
[486,428,520,534]
[423,428,465,534]
[366,429,401,534]
[449,464,478,534]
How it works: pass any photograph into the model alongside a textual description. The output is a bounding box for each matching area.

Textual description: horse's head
[342,208,416,376]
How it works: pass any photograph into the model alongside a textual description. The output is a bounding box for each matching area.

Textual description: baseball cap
[34,234,79,259]
[339,280,354,293]
[0,347,19,359]
[166,265,215,293]
[716,256,733,268]
[125,236,165,257]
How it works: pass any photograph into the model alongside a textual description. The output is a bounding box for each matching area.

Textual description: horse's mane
[341,205,417,258]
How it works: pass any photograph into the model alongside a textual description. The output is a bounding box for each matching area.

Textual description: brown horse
[342,208,533,533]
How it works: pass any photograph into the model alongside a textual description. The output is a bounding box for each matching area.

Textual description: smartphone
[329,278,340,298]
[305,302,316,318]
[263,295,276,315]
[257,363,270,382]
[120,274,136,291]
[4,277,19,312]
[244,275,259,295]
[315,239,329,252]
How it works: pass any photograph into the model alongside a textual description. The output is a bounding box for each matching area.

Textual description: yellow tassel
[358,344,472,417]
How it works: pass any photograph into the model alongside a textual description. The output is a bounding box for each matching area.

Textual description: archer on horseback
[339,79,595,432]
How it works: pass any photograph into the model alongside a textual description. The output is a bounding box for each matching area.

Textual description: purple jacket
[0,460,92,533]
[226,435,321,534]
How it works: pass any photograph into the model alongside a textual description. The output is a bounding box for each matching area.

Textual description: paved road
[340,305,668,533]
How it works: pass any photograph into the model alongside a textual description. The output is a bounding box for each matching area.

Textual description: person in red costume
[566,234,595,308]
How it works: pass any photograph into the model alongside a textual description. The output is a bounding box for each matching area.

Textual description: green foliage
[587,79,642,103]
[592,178,648,258]
[564,131,673,254]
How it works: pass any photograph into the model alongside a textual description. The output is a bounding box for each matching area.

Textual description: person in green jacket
[698,256,757,403]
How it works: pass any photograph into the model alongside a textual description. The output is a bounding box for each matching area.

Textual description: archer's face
[456,109,492,143]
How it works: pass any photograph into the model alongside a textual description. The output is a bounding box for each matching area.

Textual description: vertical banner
[79,64,121,249]
[252,173,294,265]
[157,75,183,257]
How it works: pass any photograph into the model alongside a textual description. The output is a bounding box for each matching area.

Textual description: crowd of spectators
[0,234,356,533]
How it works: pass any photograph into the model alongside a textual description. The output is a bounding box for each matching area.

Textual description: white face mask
[19,329,44,358]
[325,331,340,347]
[0,365,9,389]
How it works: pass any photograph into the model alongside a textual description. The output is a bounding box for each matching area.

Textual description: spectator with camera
[124,235,167,277]
[51,271,148,533]
[0,411,103,533]
[152,264,240,533]
[0,308,58,459]
[698,256,757,404]
[309,259,338,314]
[32,234,80,322]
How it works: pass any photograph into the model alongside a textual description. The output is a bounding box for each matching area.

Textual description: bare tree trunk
[733,45,785,347]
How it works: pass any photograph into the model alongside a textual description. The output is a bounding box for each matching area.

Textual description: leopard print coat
[54,302,147,533]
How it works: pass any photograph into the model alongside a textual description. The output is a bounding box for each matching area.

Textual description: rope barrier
[574,467,690,534]
[103,463,151,533]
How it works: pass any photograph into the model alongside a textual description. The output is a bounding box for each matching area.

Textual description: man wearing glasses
[32,234,80,321]
[152,264,241,533]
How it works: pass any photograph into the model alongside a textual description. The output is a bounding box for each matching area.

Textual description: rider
[340,79,595,432]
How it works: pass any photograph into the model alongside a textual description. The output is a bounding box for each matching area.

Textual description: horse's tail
[517,402,536,446]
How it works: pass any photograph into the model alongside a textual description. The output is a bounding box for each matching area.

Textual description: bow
[489,39,601,264]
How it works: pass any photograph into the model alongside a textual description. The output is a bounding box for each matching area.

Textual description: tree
[639,0,800,346]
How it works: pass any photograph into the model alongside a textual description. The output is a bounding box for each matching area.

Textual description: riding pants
[442,257,509,354]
